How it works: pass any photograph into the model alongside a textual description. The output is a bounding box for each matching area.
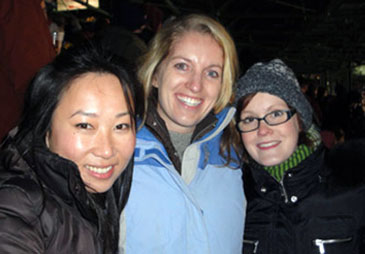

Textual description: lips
[257,141,280,150]
[177,94,202,107]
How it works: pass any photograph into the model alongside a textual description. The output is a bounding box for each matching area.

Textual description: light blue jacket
[119,107,246,254]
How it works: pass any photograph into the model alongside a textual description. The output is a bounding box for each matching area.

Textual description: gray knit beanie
[235,59,313,131]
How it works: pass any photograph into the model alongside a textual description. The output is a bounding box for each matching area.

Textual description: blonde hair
[138,14,239,121]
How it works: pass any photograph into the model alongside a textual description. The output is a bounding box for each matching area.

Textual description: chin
[85,185,109,193]
[259,158,285,167]
[261,154,292,167]
[262,162,280,167]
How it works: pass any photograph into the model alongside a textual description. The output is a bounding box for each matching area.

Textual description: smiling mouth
[177,95,202,107]
[257,141,280,149]
[85,165,113,174]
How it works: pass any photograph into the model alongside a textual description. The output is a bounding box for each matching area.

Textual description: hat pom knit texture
[235,59,313,131]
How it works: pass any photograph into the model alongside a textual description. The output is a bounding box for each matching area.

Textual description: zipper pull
[314,239,325,254]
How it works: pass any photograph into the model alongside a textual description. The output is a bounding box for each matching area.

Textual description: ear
[152,75,159,88]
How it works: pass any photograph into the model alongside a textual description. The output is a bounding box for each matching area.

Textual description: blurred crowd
[299,76,365,149]
[2,0,365,146]
[0,0,164,140]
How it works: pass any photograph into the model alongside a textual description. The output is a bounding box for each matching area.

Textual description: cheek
[241,133,254,151]
[48,128,86,162]
[241,133,251,145]
[289,119,301,139]
[212,83,222,98]
[284,122,300,150]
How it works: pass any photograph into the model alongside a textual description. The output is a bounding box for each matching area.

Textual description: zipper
[191,121,216,142]
[243,239,259,253]
[313,237,352,254]
[279,177,289,203]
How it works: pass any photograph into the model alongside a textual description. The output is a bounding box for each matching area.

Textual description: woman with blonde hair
[119,14,246,253]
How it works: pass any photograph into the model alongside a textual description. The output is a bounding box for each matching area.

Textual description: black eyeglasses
[236,109,297,133]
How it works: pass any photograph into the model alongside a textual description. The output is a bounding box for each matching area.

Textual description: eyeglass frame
[236,109,297,133]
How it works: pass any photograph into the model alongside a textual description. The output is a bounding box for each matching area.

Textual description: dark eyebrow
[70,110,97,118]
[70,110,130,119]
[116,112,130,118]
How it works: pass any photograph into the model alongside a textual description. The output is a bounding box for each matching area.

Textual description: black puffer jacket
[0,135,125,253]
[243,140,365,254]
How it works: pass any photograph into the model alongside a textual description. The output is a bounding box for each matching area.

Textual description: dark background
[55,0,365,91]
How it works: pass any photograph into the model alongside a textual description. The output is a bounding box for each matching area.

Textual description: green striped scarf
[263,144,314,181]
[263,124,321,181]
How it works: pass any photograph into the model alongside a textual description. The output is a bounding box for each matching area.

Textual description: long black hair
[12,44,139,252]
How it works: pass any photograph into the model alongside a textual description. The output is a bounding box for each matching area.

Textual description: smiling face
[240,92,300,166]
[46,73,136,193]
[153,31,223,133]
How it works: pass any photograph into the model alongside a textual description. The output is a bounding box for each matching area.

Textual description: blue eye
[207,70,219,78]
[174,63,188,71]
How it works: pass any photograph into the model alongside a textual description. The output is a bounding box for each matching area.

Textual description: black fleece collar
[145,97,218,174]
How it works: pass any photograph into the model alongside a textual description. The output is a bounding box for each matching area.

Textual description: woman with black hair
[0,46,137,253]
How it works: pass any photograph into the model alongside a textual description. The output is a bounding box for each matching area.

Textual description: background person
[119,14,246,254]
[235,59,365,254]
[0,0,56,140]
[96,1,147,68]
[0,46,137,253]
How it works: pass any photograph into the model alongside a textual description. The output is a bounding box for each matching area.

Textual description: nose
[186,71,202,93]
[257,120,273,136]
[93,130,115,159]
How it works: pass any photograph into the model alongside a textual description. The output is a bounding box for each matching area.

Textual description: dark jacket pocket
[310,215,355,254]
[243,239,259,254]
[313,237,352,254]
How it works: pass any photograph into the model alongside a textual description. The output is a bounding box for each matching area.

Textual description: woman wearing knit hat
[235,59,365,254]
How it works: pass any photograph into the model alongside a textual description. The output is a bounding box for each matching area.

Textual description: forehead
[169,31,222,56]
[243,93,288,112]
[65,72,122,94]
[56,73,127,110]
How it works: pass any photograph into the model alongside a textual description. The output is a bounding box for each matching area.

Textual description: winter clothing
[235,59,313,130]
[242,140,365,254]
[0,131,126,253]
[119,104,246,254]
[263,143,314,181]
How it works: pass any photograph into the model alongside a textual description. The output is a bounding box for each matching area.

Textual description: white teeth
[259,142,278,148]
[85,165,112,174]
[177,95,202,107]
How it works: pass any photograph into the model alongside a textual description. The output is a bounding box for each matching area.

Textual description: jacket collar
[143,98,218,174]
[32,147,100,222]
[246,145,325,204]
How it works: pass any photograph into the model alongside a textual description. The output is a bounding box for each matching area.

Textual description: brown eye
[115,123,130,130]
[75,123,90,129]
[271,110,285,118]
[242,117,255,124]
